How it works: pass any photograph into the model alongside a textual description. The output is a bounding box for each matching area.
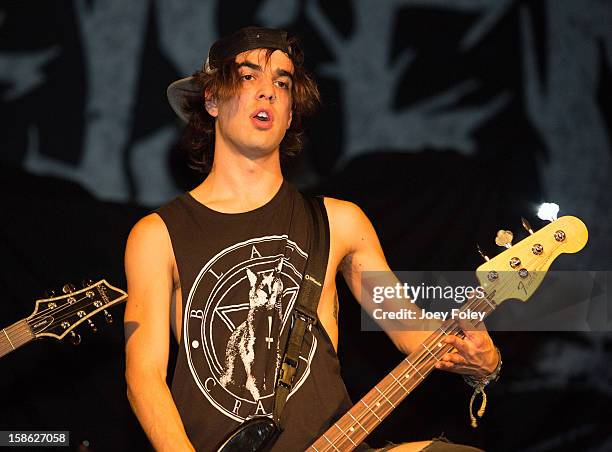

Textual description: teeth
[256,111,269,120]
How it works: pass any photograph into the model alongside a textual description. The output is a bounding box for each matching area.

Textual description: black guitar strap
[272,195,330,424]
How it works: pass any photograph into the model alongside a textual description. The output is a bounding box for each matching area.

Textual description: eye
[241,74,255,81]
[275,80,290,89]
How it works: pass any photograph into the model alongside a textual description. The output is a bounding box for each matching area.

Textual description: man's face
[207,48,294,158]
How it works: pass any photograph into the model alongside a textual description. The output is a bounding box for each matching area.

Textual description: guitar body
[216,417,280,452]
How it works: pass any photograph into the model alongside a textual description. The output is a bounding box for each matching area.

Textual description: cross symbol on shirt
[265,336,274,349]
[266,316,273,349]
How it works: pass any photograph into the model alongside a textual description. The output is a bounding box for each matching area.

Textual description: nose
[256,79,275,102]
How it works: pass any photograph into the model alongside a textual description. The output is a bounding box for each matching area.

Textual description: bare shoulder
[322,197,369,227]
[127,213,169,244]
[322,196,387,270]
[322,197,381,263]
[323,196,374,237]
[125,213,174,289]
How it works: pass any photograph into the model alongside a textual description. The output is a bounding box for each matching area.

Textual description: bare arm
[326,198,498,376]
[325,198,432,355]
[124,214,194,451]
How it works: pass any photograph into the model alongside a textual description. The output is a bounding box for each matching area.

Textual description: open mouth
[252,110,272,122]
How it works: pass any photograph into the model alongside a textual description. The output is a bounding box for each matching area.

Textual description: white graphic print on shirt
[183,235,316,422]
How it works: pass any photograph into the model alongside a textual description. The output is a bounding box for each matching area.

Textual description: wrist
[464,347,502,388]
[484,346,502,376]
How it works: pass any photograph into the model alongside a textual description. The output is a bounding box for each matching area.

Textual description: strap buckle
[294,308,317,325]
[277,357,298,390]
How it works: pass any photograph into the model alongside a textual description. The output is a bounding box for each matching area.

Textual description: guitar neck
[308,294,498,451]
[0,319,35,358]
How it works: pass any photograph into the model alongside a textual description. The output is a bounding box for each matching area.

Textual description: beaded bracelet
[463,347,502,427]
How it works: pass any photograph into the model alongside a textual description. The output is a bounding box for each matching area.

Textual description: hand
[434,320,499,378]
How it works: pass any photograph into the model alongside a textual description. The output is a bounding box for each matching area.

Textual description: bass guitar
[217,215,588,452]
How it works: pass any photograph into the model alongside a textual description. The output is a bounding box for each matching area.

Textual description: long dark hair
[179,35,320,174]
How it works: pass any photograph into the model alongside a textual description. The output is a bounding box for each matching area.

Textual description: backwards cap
[167,26,294,122]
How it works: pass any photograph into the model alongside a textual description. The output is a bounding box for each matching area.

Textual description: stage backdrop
[1,1,611,451]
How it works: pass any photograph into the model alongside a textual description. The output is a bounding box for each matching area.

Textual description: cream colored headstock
[476,216,588,304]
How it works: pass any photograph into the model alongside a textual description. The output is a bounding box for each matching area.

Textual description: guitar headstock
[476,216,588,305]
[26,280,127,342]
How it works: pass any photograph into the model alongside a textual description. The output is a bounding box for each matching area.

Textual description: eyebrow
[237,61,294,81]
[276,69,294,81]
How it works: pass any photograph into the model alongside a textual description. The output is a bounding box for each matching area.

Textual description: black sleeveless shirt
[156,180,353,451]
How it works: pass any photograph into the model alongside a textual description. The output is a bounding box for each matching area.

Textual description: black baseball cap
[167,26,294,122]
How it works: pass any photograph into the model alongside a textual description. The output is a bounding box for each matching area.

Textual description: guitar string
[311,296,490,450]
[31,295,116,327]
[0,295,118,358]
[317,256,546,452]
[325,239,561,449]
[0,320,31,355]
[315,316,476,450]
[318,245,559,451]
[2,294,114,346]
[27,285,109,319]
[26,284,126,331]
[319,260,532,451]
[0,290,119,355]
[313,246,557,451]
[0,316,72,355]
[311,327,463,450]
[1,319,35,352]
[4,294,93,342]
[1,290,108,348]
[314,294,500,451]
[0,328,41,356]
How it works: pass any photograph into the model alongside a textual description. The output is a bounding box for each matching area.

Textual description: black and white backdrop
[1,1,611,450]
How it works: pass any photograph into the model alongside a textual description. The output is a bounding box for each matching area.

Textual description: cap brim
[167,76,200,123]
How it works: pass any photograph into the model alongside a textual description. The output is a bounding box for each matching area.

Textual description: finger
[462,328,495,355]
[440,352,468,366]
[458,318,485,337]
[435,360,455,371]
[442,334,470,356]
[462,328,485,346]
[435,358,476,375]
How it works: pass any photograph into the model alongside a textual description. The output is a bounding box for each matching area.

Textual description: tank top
[156,180,353,451]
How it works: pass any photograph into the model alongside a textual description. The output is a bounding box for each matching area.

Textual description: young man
[124,27,499,452]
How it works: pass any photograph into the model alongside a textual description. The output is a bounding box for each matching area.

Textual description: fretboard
[307,292,497,451]
[0,319,35,358]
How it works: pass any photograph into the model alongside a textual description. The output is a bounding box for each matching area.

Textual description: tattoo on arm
[333,293,339,323]
[340,253,354,280]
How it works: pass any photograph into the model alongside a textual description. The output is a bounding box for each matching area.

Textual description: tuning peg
[62,283,76,294]
[44,289,56,298]
[70,331,81,345]
[537,202,559,222]
[495,230,514,249]
[82,279,95,288]
[104,310,113,324]
[87,319,98,333]
[521,217,534,235]
[476,244,490,262]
